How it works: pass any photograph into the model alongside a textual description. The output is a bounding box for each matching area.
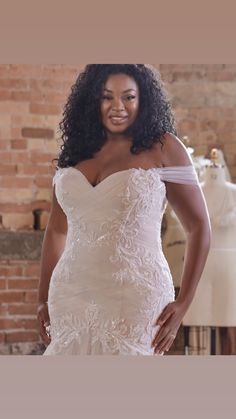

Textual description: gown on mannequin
[43,164,199,355]
[183,166,236,327]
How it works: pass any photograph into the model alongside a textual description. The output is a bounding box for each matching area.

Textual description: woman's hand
[151,300,187,355]
[37,302,51,346]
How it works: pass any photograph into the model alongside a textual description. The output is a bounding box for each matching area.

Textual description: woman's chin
[106,125,129,135]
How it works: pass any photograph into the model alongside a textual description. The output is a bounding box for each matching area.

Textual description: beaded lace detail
[48,301,166,355]
[44,165,198,355]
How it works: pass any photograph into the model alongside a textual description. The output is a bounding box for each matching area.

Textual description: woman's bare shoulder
[158,132,192,167]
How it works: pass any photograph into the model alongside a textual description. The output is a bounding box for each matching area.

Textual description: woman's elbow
[201,219,212,251]
[189,217,212,250]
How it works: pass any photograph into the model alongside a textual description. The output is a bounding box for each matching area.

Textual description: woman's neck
[203,166,227,186]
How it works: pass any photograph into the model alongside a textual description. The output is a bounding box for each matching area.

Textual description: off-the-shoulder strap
[157,165,199,185]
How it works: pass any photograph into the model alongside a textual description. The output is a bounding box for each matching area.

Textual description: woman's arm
[165,180,211,309]
[151,133,211,354]
[37,186,68,344]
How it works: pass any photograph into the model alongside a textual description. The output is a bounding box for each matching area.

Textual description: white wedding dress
[43,164,199,355]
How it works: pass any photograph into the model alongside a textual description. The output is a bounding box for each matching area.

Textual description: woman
[37,64,211,355]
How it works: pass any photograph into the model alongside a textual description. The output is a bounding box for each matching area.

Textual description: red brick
[220,120,236,131]
[219,108,236,118]
[0,304,8,316]
[172,71,205,82]
[11,139,27,150]
[11,91,31,101]
[42,79,66,90]
[10,115,23,126]
[0,177,34,188]
[30,78,63,91]
[24,264,40,277]
[0,261,8,265]
[0,265,23,277]
[160,64,193,72]
[0,202,50,213]
[40,66,80,79]
[0,203,31,213]
[29,102,61,115]
[7,65,48,78]
[8,303,37,316]
[8,279,38,289]
[17,164,52,175]
[0,279,6,289]
[207,72,236,82]
[200,119,219,131]
[45,92,66,103]
[34,177,52,188]
[5,331,39,343]
[2,212,34,230]
[0,291,25,303]
[29,91,46,102]
[0,90,12,100]
[11,127,22,138]
[8,260,28,266]
[8,151,30,164]
[0,267,11,277]
[0,140,9,150]
[0,102,29,114]
[178,119,197,132]
[24,291,38,303]
[0,164,17,175]
[0,318,38,330]
[0,332,5,343]
[31,201,51,211]
[0,151,12,163]
[30,151,56,163]
[22,127,54,139]
[0,78,28,89]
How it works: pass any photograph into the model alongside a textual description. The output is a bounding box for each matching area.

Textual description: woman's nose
[111,98,125,110]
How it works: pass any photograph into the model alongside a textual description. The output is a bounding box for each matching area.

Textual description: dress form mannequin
[182,149,236,354]
[193,149,232,182]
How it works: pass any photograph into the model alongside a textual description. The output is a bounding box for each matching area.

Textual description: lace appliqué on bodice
[45,164,199,355]
[101,169,173,293]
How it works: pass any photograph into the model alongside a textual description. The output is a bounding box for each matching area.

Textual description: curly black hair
[54,64,177,168]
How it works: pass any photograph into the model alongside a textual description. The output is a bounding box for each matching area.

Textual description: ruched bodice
[43,164,199,355]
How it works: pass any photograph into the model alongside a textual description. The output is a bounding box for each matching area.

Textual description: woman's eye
[101,95,136,101]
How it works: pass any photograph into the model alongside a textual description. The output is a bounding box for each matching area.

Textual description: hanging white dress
[43,164,199,355]
[183,168,236,327]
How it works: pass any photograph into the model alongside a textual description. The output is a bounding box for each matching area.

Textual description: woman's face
[100,73,139,135]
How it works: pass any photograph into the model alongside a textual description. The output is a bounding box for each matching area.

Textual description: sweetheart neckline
[55,164,195,189]
[66,166,162,188]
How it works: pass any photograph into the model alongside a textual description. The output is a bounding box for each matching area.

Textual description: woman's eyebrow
[103,88,137,93]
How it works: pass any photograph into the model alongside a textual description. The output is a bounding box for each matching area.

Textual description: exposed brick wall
[0,65,85,353]
[0,64,236,354]
[0,64,85,233]
[0,260,41,353]
[159,64,236,181]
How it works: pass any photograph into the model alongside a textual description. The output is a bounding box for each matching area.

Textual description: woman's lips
[110,116,128,125]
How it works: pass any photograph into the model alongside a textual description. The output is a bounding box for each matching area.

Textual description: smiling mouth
[110,116,128,124]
